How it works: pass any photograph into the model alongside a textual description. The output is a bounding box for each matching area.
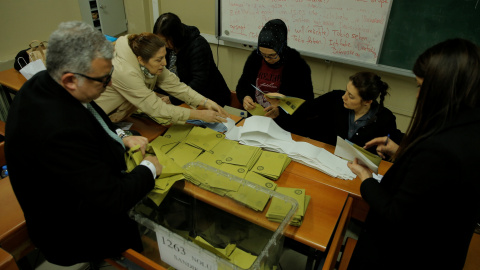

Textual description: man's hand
[143,155,163,176]
[123,136,149,156]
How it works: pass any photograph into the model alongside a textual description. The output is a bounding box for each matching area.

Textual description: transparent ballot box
[130,162,299,270]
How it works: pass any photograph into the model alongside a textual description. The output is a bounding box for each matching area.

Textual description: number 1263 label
[155,231,217,270]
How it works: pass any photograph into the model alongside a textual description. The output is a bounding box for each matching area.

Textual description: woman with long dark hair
[347,39,480,269]
[152,12,231,107]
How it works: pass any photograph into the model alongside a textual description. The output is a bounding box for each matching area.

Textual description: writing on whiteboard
[221,0,392,64]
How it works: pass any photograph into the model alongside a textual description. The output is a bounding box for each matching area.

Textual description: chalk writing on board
[221,0,392,64]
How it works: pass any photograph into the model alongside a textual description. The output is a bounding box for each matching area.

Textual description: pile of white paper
[224,116,356,180]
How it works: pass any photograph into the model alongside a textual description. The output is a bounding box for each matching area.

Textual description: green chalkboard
[379,0,480,71]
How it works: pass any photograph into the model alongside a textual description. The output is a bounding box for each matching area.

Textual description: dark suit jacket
[5,71,154,266]
[348,108,480,270]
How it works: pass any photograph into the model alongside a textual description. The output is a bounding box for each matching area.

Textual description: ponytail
[349,72,389,109]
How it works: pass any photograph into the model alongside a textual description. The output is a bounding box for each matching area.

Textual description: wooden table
[288,135,393,221]
[0,177,34,261]
[0,68,25,104]
[127,116,351,270]
[0,69,25,92]
[179,171,349,252]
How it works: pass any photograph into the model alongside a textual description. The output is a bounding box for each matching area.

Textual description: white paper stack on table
[225,116,356,180]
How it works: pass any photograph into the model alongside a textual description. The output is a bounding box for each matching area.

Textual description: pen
[385,134,390,146]
[235,117,245,125]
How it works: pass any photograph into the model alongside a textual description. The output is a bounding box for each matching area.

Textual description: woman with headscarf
[235,19,314,131]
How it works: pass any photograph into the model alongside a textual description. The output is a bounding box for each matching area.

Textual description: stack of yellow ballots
[251,151,291,180]
[193,236,258,270]
[192,140,277,190]
[266,187,311,226]
[183,163,271,212]
[124,136,185,207]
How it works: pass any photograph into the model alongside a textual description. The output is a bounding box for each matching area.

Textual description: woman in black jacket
[347,39,480,269]
[288,72,403,153]
[236,19,314,132]
[153,13,231,107]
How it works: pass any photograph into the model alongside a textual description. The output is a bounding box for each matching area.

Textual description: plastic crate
[130,162,298,270]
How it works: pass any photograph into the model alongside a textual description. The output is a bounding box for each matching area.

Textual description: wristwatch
[116,129,130,139]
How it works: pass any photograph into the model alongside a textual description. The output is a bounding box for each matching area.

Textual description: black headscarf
[258,19,287,56]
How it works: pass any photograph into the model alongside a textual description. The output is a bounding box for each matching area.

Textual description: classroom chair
[230,91,243,109]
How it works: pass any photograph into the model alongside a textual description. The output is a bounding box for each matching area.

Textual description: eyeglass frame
[256,42,285,60]
[67,66,114,88]
[257,50,279,60]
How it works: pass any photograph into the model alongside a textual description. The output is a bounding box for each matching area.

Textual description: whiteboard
[219,0,393,65]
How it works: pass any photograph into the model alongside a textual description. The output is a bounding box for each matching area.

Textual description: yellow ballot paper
[265,93,305,115]
[163,124,193,141]
[244,171,277,191]
[166,142,203,167]
[184,126,225,151]
[125,145,143,172]
[209,139,239,157]
[266,187,309,226]
[247,103,267,116]
[251,151,291,180]
[222,143,262,169]
[226,183,271,211]
[150,150,184,179]
[251,84,305,115]
[149,135,179,154]
[194,151,223,170]
[334,136,381,173]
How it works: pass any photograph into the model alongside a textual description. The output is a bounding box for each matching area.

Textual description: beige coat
[95,35,205,124]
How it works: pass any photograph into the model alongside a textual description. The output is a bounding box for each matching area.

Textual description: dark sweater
[348,108,480,269]
[292,90,403,152]
[162,25,231,107]
[236,47,314,131]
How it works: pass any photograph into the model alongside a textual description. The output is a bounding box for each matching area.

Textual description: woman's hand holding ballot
[364,136,399,159]
[347,158,373,181]
[243,96,257,110]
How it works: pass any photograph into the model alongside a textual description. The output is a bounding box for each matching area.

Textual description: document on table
[264,93,305,115]
[247,103,267,116]
[334,136,381,173]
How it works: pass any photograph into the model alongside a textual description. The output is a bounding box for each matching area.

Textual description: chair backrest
[230,91,243,109]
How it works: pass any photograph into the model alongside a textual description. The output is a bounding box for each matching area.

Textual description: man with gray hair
[5,21,162,266]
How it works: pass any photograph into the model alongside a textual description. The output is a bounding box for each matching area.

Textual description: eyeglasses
[69,66,114,88]
[257,50,279,60]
